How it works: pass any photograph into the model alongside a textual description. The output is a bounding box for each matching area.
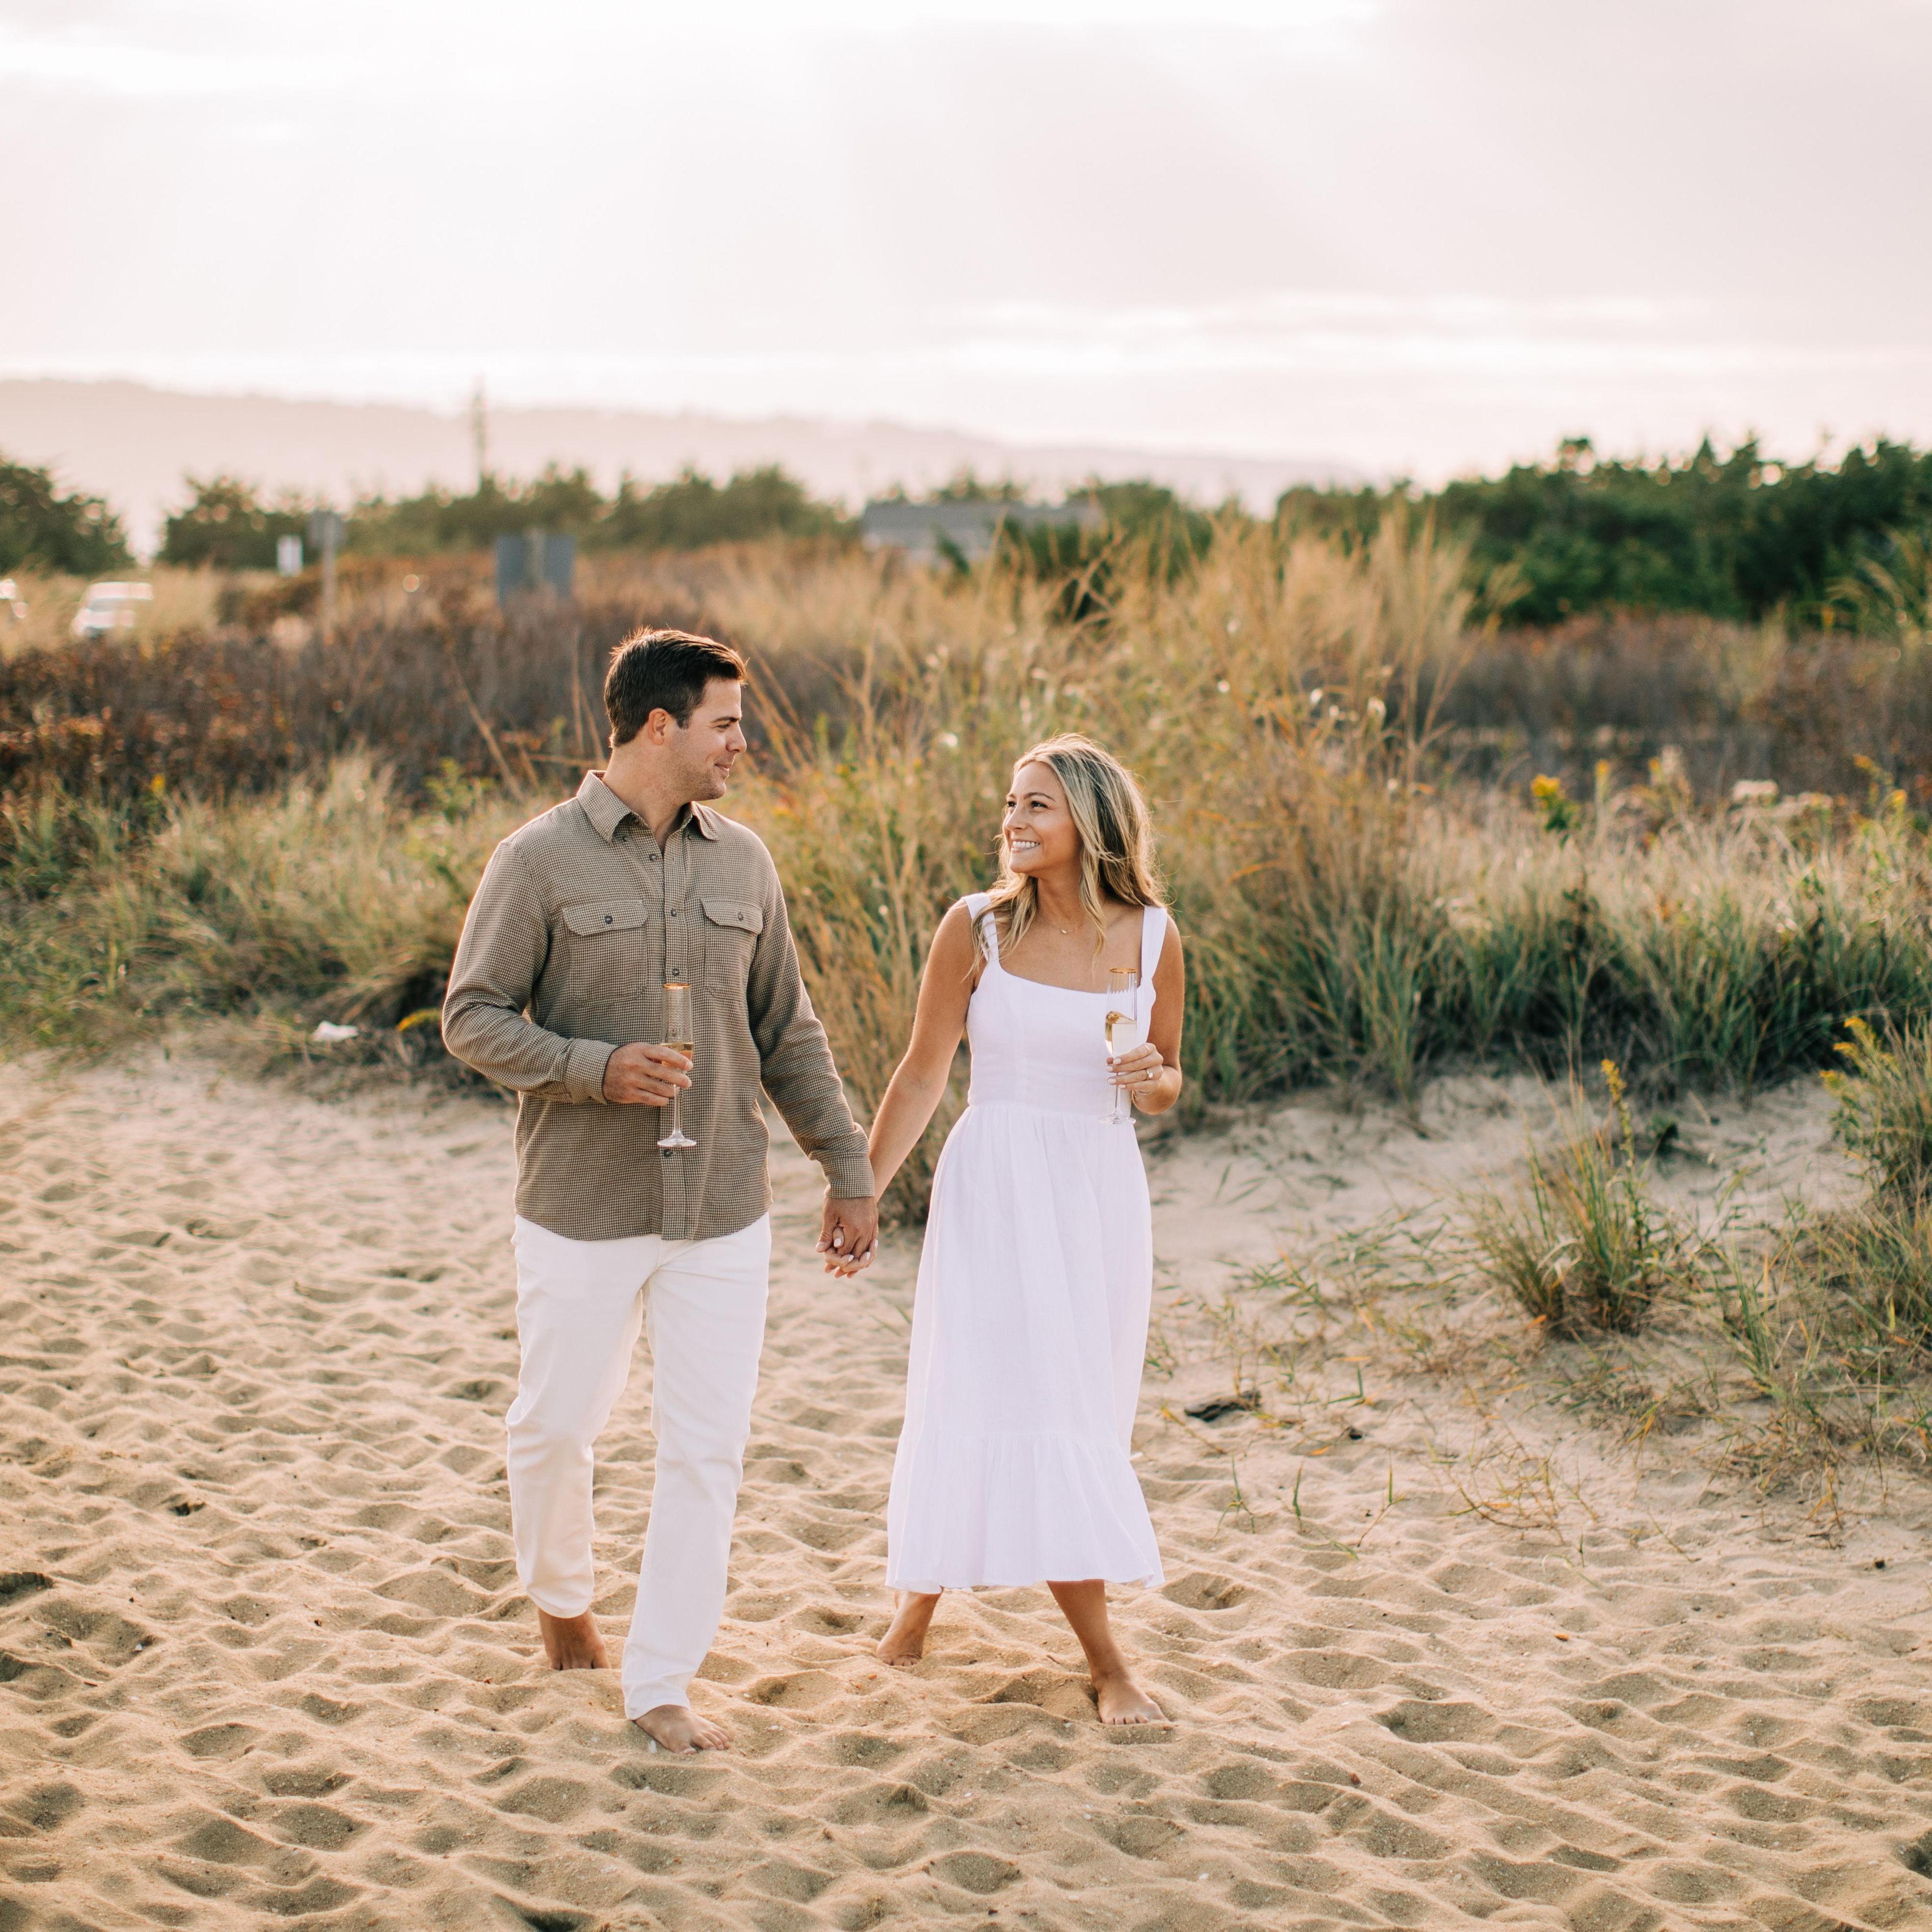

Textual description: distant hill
[0,379,1363,558]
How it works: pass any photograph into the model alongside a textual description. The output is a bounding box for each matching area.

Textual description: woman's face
[1003,761,1080,878]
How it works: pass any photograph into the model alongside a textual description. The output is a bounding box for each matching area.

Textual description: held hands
[600,1053,877,1272]
[817,1195,879,1277]
[602,1042,692,1106]
[1107,1041,1170,1109]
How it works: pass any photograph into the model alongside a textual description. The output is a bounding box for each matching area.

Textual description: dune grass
[1467,1064,1692,1337]
[1790,1017,1932,1355]
[1695,1024,1932,1491]
[1541,1023,1932,1487]
[4,521,1932,1222]
[0,757,528,1057]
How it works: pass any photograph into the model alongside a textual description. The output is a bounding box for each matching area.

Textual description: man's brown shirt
[442,772,872,1241]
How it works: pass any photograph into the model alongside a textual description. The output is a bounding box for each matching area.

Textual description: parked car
[71,581,153,639]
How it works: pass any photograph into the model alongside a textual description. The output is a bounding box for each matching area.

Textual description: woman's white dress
[885,893,1166,1591]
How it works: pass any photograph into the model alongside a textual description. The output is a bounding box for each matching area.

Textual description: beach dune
[1,1053,1929,1931]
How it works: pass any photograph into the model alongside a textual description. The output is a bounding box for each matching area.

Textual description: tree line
[1280,437,1932,629]
[3,437,1931,634]
[155,466,850,570]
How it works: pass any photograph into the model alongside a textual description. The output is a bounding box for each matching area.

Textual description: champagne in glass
[1104,966,1141,1124]
[657,982,697,1150]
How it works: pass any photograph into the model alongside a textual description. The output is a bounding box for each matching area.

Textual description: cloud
[3,0,1929,476]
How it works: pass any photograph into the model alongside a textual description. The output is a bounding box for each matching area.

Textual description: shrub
[160,475,310,570]
[0,453,130,575]
[600,466,851,551]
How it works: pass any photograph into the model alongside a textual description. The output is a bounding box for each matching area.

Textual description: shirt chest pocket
[702,897,763,991]
[560,898,648,1007]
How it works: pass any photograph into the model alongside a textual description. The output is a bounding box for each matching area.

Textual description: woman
[866,734,1183,1725]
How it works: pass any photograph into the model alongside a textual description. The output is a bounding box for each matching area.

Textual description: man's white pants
[506,1212,771,1720]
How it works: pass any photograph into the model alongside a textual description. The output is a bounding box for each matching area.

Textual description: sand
[2,1051,1930,1932]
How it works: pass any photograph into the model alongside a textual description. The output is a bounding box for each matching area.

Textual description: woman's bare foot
[1093,1666,1163,1725]
[1044,1580,1162,1724]
[633,1704,731,1753]
[538,1608,609,1670]
[876,1591,941,1666]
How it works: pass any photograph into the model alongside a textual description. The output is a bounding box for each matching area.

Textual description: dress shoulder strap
[965,892,1000,962]
[1138,904,1167,987]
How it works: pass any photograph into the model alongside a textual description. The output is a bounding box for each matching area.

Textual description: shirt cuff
[565,1038,619,1104]
[819,1151,876,1199]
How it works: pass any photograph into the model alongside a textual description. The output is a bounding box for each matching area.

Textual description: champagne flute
[1104,966,1141,1125]
[657,981,697,1150]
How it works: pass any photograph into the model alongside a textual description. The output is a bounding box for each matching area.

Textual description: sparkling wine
[658,984,697,1150]
[1104,966,1140,1123]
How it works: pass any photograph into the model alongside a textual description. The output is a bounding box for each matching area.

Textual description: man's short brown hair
[604,629,748,746]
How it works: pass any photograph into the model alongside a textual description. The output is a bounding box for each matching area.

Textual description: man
[442,629,877,1754]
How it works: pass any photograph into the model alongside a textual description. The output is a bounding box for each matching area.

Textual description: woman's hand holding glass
[1106,1040,1167,1108]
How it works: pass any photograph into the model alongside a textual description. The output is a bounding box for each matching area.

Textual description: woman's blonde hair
[980,734,1164,958]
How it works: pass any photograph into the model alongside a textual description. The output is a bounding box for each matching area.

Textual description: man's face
[668,679,747,800]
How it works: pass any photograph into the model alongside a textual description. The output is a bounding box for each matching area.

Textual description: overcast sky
[4,0,1930,481]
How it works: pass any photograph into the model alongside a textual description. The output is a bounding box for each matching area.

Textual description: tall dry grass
[5,521,1932,1220]
[1442,612,1932,801]
[710,520,1469,1204]
[0,542,856,805]
[704,524,1932,1208]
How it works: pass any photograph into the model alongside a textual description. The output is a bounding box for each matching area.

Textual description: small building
[860,498,1101,565]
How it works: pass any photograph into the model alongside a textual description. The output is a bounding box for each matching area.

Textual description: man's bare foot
[538,1608,610,1670]
[876,1591,940,1666]
[633,1704,730,1753]
[1094,1668,1163,1725]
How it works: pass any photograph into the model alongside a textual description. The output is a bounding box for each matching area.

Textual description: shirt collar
[576,772,633,843]
[577,772,720,843]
